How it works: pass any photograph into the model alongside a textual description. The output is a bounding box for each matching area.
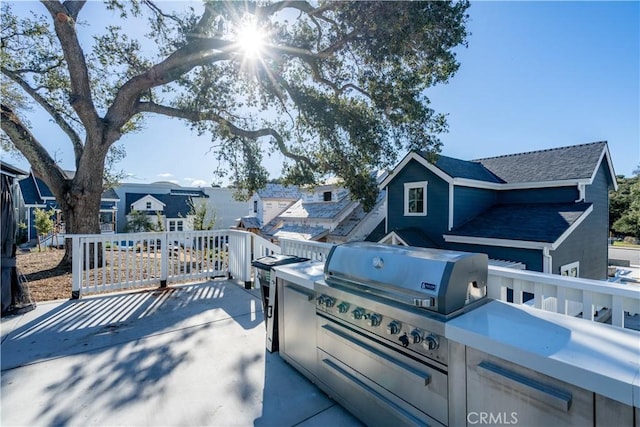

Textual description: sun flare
[236,20,265,59]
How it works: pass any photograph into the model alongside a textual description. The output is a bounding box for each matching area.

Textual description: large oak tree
[1,0,469,263]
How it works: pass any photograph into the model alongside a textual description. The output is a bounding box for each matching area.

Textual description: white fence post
[71,235,81,299]
[160,232,168,287]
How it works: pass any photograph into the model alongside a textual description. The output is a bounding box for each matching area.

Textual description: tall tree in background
[1,1,469,264]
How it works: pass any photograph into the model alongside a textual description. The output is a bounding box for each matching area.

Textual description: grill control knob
[423,334,439,351]
[387,321,401,335]
[323,296,335,308]
[370,314,382,327]
[336,302,350,314]
[351,308,365,320]
[410,329,423,344]
[316,295,326,307]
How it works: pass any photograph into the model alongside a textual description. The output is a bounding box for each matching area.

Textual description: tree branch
[105,42,234,131]
[2,66,84,165]
[41,0,101,134]
[136,101,315,168]
[1,103,69,195]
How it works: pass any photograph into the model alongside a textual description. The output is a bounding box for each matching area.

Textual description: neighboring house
[124,190,209,232]
[261,182,357,241]
[378,141,617,280]
[17,171,119,243]
[248,175,387,243]
[113,182,251,232]
[240,183,302,231]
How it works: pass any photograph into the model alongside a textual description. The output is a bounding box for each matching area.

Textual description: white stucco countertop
[273,260,326,290]
[446,300,640,407]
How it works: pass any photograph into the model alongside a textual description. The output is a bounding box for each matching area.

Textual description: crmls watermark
[467,412,519,425]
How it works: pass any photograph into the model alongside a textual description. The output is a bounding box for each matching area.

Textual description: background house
[378,141,617,280]
[17,170,119,244]
[124,190,208,231]
[114,182,251,232]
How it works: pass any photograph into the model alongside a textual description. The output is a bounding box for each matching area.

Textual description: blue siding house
[379,141,617,280]
[18,171,120,242]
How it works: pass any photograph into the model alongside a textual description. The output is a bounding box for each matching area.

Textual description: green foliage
[1,0,470,247]
[125,210,153,232]
[611,178,640,238]
[33,207,55,250]
[189,199,216,231]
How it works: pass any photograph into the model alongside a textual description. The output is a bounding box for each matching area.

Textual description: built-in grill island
[315,242,488,427]
[273,242,640,427]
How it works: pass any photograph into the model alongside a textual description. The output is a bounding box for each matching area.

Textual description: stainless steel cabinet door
[466,347,593,426]
[279,281,317,379]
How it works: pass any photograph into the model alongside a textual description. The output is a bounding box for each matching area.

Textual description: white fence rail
[279,238,333,261]
[71,232,640,329]
[71,230,245,297]
[488,266,640,328]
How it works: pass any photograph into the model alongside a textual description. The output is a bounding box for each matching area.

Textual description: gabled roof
[19,172,120,206]
[272,224,329,241]
[381,227,442,248]
[125,192,197,217]
[257,183,302,200]
[279,194,356,220]
[475,141,611,184]
[238,216,261,229]
[0,161,28,177]
[18,175,43,205]
[381,141,617,190]
[444,202,593,250]
[329,190,386,237]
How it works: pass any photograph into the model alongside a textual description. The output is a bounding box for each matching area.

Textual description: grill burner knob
[351,308,366,320]
[399,333,410,348]
[337,302,350,314]
[323,296,335,308]
[423,334,439,351]
[410,329,423,344]
[369,314,382,327]
[386,321,401,335]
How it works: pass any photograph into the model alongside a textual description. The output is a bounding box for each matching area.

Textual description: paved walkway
[1,281,361,427]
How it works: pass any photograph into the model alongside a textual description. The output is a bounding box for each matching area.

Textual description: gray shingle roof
[257,183,302,200]
[475,141,607,184]
[273,224,329,240]
[279,195,355,219]
[330,190,385,237]
[447,202,592,243]
[239,216,261,229]
[434,155,503,183]
[18,175,42,205]
[125,193,196,217]
[416,141,608,185]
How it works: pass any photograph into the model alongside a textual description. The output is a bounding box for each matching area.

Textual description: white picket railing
[487,266,640,328]
[280,238,333,261]
[71,231,640,329]
[71,230,244,297]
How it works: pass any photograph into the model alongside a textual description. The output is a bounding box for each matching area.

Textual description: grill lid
[324,242,488,315]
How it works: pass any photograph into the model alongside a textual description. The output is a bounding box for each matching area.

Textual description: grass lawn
[612,241,640,248]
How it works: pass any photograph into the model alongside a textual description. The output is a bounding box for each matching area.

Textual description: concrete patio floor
[1,280,362,427]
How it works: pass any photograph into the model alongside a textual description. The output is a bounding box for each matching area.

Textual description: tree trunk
[58,143,108,266]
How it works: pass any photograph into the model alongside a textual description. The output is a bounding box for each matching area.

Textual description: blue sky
[4,1,639,186]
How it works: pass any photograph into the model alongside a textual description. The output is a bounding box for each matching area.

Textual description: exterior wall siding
[386,159,450,246]
[453,186,497,228]
[552,162,611,280]
[446,242,543,272]
[497,186,579,204]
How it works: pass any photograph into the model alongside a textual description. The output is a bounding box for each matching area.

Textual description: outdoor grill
[314,242,489,426]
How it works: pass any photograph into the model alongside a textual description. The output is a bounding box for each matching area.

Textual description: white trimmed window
[560,261,579,277]
[404,181,428,216]
[146,201,152,210]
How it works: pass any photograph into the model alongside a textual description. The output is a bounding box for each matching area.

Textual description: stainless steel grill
[323,241,489,315]
[314,242,489,426]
